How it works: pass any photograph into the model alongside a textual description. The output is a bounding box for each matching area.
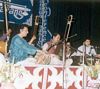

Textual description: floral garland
[85,61,100,79]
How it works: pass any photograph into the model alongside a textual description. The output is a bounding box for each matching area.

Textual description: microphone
[88,46,94,55]
[94,46,100,49]
[91,46,94,49]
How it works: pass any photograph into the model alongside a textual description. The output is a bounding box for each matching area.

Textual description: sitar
[34,16,40,35]
[29,16,40,44]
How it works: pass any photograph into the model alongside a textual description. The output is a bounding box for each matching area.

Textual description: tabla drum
[86,57,95,65]
[34,51,51,65]
[0,41,6,55]
[71,56,83,66]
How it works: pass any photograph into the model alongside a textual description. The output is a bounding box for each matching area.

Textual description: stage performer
[42,33,63,65]
[0,27,12,42]
[0,27,12,57]
[75,38,97,65]
[9,24,38,64]
[76,38,96,56]
[65,42,74,66]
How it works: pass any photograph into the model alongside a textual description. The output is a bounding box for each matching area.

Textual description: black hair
[17,24,29,33]
[52,33,60,37]
[20,24,29,30]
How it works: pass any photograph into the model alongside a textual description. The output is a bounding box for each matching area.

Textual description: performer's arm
[15,38,37,55]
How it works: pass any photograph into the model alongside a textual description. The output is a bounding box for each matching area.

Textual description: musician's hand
[29,35,36,44]
[32,35,36,40]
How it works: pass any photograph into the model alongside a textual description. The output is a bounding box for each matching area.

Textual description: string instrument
[31,16,39,43]
[63,15,73,66]
[0,32,11,55]
[0,40,6,55]
[33,16,40,36]
[46,41,61,52]
[0,31,10,55]
[28,16,40,45]
[64,15,73,39]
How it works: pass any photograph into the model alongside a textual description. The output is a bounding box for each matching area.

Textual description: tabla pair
[34,50,51,65]
[35,50,62,65]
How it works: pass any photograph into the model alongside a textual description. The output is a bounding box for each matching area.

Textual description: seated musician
[65,42,74,66]
[9,24,38,64]
[42,33,63,65]
[0,27,12,57]
[75,38,97,65]
[0,28,12,42]
[65,42,73,58]
[76,39,96,56]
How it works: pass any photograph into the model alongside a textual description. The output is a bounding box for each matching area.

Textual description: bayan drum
[71,56,83,66]
[35,51,51,65]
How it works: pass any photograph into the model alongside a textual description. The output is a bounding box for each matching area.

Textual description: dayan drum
[34,50,51,65]
[86,54,100,66]
[86,57,95,65]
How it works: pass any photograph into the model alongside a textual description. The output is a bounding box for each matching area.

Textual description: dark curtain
[48,1,93,48]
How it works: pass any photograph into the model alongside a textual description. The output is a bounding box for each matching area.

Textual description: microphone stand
[82,44,86,89]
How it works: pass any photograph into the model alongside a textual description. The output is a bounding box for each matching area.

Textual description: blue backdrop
[0,0,33,26]
[37,0,52,47]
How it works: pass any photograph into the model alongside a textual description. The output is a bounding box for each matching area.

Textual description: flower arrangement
[87,66,98,79]
[0,62,11,83]
[0,60,29,89]
[85,60,100,79]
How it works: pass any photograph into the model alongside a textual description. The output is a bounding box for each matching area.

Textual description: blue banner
[37,0,52,47]
[0,0,33,26]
